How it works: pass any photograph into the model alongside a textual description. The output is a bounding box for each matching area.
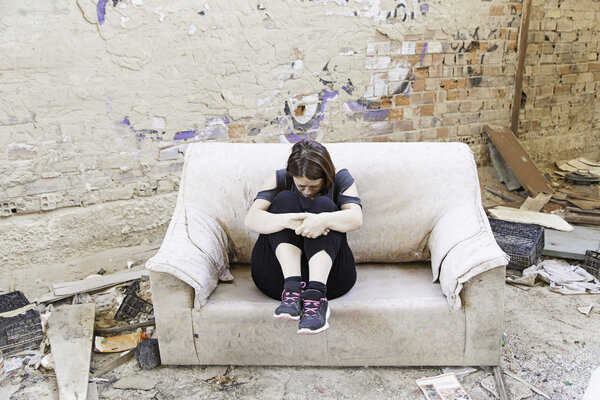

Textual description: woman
[244,139,363,335]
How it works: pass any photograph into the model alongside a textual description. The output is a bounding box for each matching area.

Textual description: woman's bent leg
[250,191,306,301]
[303,196,357,300]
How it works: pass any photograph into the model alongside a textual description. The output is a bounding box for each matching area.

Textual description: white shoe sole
[273,312,301,321]
[297,306,330,335]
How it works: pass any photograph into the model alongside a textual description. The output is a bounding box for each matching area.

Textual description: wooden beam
[52,268,148,297]
[484,125,553,196]
[511,0,533,134]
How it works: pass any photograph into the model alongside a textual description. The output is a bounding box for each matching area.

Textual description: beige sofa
[147,142,509,366]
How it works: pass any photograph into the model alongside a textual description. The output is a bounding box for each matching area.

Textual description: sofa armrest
[460,266,505,366]
[429,205,484,282]
[149,271,200,365]
[429,204,509,309]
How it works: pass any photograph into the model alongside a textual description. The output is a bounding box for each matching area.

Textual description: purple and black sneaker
[273,281,304,320]
[297,289,330,335]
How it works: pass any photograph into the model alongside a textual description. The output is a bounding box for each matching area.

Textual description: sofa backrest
[181,142,481,264]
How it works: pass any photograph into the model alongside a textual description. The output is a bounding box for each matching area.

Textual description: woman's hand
[283,213,308,231]
[295,213,330,238]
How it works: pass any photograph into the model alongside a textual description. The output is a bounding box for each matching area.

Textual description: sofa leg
[493,366,510,400]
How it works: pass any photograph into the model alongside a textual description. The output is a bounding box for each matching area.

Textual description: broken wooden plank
[520,193,552,212]
[484,185,524,202]
[484,125,553,196]
[565,159,600,176]
[94,320,155,336]
[567,207,600,216]
[489,207,573,231]
[559,188,600,202]
[579,157,600,167]
[489,142,521,191]
[34,292,72,304]
[567,198,600,211]
[53,269,149,297]
[543,226,600,260]
[564,213,600,226]
[493,366,510,400]
[47,304,95,400]
[90,350,134,379]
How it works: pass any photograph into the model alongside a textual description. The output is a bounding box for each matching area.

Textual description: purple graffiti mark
[421,42,428,64]
[97,0,108,25]
[207,116,230,124]
[117,116,162,142]
[174,130,199,140]
[363,110,389,122]
[344,100,389,122]
[342,82,355,96]
[281,90,337,143]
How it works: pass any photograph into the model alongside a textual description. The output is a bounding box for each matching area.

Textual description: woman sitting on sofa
[244,139,363,334]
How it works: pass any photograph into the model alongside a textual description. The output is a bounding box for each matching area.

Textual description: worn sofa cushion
[190,263,471,366]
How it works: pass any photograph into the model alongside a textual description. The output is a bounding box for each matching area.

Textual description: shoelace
[302,299,320,316]
[281,290,301,305]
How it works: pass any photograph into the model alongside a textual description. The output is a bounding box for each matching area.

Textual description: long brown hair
[286,139,335,194]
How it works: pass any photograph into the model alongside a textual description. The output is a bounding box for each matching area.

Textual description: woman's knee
[306,195,337,213]
[269,190,302,213]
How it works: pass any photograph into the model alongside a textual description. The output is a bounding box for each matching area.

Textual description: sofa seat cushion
[192,263,467,366]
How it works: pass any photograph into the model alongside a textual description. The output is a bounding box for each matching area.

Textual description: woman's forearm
[321,208,363,233]
[245,209,297,235]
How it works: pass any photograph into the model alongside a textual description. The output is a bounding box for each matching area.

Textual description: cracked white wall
[6,0,592,222]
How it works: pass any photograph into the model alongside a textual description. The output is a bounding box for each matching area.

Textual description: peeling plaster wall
[1,0,598,264]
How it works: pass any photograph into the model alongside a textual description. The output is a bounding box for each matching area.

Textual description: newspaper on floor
[507,259,600,294]
[415,373,472,400]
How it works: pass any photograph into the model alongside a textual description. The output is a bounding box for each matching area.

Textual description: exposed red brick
[388,109,404,120]
[228,124,247,138]
[381,97,393,109]
[394,95,410,106]
[490,5,505,15]
[412,80,426,91]
[420,104,434,116]
[413,67,429,79]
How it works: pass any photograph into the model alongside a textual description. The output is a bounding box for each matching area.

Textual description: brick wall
[518,0,600,165]
[1,0,599,219]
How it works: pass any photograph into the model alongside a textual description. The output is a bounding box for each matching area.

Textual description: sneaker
[297,289,330,335]
[273,282,304,320]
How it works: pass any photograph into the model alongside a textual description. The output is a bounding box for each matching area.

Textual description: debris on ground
[543,225,600,260]
[200,366,229,381]
[95,330,148,353]
[511,259,600,294]
[47,303,95,400]
[484,125,553,196]
[488,206,573,231]
[113,375,157,390]
[480,373,533,400]
[135,338,161,369]
[577,304,594,316]
[415,373,472,400]
[90,349,134,379]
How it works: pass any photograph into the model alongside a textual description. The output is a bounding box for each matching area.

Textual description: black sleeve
[254,169,288,203]
[335,169,362,208]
